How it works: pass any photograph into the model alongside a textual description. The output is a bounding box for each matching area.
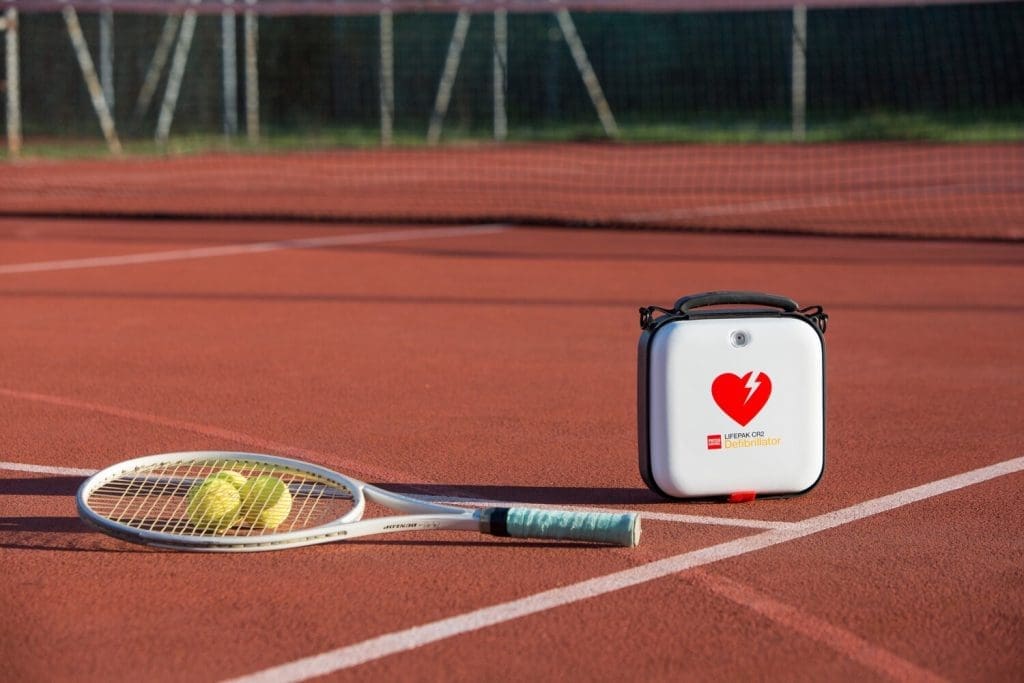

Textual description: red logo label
[707,434,722,450]
[712,371,772,427]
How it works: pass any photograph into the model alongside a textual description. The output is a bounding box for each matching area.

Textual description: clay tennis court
[1,212,1021,680]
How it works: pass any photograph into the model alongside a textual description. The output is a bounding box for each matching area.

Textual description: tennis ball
[185,478,242,532]
[209,469,247,490]
[238,475,292,530]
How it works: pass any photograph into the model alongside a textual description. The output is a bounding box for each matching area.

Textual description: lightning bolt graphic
[743,372,762,405]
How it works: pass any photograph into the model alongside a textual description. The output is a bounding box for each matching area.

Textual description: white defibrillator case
[638,291,828,500]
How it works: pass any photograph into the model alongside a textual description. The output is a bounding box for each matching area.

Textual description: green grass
[3,112,1021,161]
[810,111,1024,142]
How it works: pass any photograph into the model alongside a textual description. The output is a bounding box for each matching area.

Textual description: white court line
[0,461,97,477]
[223,455,1024,683]
[0,225,507,275]
[689,569,947,683]
[418,495,795,530]
[639,510,795,529]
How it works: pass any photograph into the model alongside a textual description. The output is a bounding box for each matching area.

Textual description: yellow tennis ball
[209,470,247,489]
[185,478,242,532]
[238,475,292,530]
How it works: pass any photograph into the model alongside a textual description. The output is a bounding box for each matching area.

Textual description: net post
[493,8,507,142]
[3,7,20,159]
[155,1,199,148]
[100,0,115,111]
[61,4,122,155]
[554,9,618,139]
[791,4,807,142]
[222,0,239,137]
[243,0,259,143]
[427,10,471,146]
[379,2,395,147]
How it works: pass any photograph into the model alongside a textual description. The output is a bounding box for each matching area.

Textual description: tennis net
[1,0,1021,240]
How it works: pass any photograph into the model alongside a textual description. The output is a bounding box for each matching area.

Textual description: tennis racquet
[76,451,641,551]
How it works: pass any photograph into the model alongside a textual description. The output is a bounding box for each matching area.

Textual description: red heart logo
[712,371,772,427]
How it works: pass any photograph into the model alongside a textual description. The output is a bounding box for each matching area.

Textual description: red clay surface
[0,219,1022,681]
[4,143,1022,240]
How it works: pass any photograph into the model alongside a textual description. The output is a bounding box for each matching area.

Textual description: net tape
[4,0,1015,16]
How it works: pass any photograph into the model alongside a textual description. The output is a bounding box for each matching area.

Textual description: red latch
[727,491,757,503]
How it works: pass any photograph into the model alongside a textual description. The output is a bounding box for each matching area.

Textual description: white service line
[222,455,1024,683]
[0,225,508,275]
[640,510,796,529]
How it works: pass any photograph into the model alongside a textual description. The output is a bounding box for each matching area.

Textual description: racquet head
[77,451,364,551]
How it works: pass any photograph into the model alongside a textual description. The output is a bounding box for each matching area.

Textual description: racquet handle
[481,507,640,547]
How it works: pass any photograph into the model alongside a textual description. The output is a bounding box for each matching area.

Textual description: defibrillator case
[638,291,828,500]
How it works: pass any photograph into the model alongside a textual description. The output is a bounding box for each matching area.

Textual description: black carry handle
[641,291,826,333]
[673,291,799,314]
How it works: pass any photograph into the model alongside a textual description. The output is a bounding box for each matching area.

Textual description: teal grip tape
[504,508,640,547]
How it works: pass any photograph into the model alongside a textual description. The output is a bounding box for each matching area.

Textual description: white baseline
[0,225,507,275]
[224,455,1024,682]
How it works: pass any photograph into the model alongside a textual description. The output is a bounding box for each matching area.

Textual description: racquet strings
[84,457,356,537]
